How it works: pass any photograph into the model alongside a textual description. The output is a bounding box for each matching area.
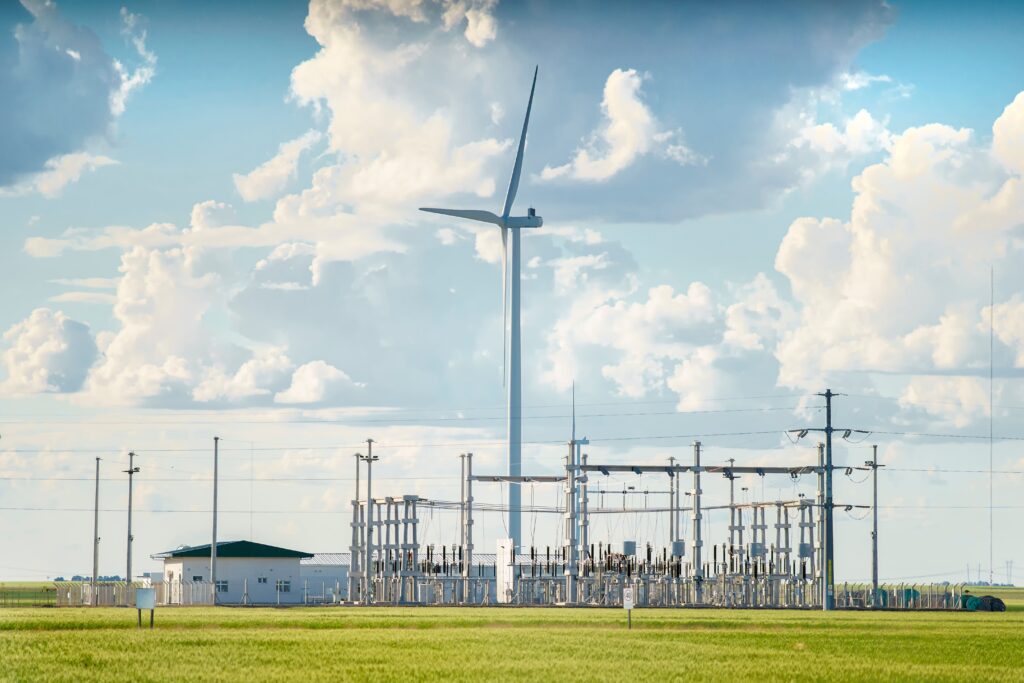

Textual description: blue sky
[1,0,1023,585]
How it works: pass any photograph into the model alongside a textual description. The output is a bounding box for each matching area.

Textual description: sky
[1,0,1023,585]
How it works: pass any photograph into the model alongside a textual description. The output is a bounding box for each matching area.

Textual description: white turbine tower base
[420,66,542,551]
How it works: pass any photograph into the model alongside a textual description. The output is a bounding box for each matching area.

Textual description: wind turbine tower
[420,67,542,550]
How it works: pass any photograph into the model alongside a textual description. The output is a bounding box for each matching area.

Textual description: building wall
[162,557,304,604]
[299,564,348,600]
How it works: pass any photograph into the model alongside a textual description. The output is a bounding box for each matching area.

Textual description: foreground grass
[2,597,1023,683]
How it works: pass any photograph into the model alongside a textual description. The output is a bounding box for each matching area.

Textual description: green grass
[0,582,56,608]
[0,587,1021,682]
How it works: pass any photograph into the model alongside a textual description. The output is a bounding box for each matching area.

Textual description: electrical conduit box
[135,588,156,610]
[496,538,515,604]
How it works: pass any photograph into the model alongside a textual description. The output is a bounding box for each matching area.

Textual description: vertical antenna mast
[571,381,576,443]
[990,267,994,587]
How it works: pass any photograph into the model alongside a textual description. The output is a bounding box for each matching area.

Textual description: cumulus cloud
[193,347,294,402]
[441,0,498,47]
[189,200,237,231]
[233,130,322,202]
[771,74,895,185]
[992,91,1024,175]
[773,91,1024,399]
[1,308,97,393]
[544,279,717,397]
[81,247,219,405]
[275,360,361,403]
[0,2,155,189]
[541,68,706,182]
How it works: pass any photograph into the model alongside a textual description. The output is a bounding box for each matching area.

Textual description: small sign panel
[623,586,635,610]
[135,587,156,610]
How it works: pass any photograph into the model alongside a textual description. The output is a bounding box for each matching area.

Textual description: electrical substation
[343,413,963,611]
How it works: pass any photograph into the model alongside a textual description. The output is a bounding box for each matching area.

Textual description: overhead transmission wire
[0,392,809,422]
[0,404,804,427]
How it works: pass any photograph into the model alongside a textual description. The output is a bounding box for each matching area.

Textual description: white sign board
[622,586,635,610]
[135,587,156,610]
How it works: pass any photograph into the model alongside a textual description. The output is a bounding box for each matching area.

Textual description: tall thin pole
[212,436,219,605]
[92,457,100,607]
[349,452,362,602]
[124,452,139,599]
[363,438,377,605]
[823,389,835,611]
[868,446,884,606]
[668,456,676,544]
[692,441,703,603]
[508,226,522,551]
[465,452,474,583]
[460,453,466,544]
[989,267,994,587]
[564,438,577,603]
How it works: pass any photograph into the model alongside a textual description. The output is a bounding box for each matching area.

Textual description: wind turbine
[420,66,542,551]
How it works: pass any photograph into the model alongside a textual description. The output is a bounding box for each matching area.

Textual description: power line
[0,392,809,421]
[0,405,803,426]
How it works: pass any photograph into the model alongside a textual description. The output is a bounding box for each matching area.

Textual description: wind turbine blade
[501,66,538,219]
[419,208,503,225]
[502,227,508,387]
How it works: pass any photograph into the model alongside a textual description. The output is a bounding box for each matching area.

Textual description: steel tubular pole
[823,390,835,611]
[692,441,703,604]
[126,451,136,602]
[212,436,219,605]
[93,457,100,607]
[364,439,374,605]
[871,445,879,605]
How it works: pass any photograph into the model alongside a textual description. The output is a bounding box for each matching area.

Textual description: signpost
[623,585,634,629]
[136,587,156,629]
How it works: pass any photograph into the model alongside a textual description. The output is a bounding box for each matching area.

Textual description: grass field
[0,583,56,608]
[1,587,1021,682]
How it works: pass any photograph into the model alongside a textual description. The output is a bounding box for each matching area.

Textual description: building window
[167,572,175,581]
[257,577,268,584]
[192,576,203,582]
[275,580,291,593]
[216,581,229,593]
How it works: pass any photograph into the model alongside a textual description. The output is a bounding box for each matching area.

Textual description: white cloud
[189,200,237,230]
[48,291,117,305]
[435,227,461,245]
[233,130,322,202]
[0,153,118,198]
[441,0,498,47]
[193,347,294,402]
[899,376,990,429]
[81,247,219,405]
[770,74,898,187]
[541,68,705,182]
[110,7,157,116]
[794,109,892,157]
[992,91,1024,175]
[723,274,796,352]
[49,277,118,289]
[1,2,153,187]
[838,71,892,91]
[772,91,1024,402]
[1,308,97,394]
[544,279,717,397]
[489,102,504,125]
[275,360,361,404]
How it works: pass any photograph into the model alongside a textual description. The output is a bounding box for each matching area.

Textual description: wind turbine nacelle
[506,210,543,229]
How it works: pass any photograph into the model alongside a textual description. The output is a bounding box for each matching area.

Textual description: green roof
[153,540,313,560]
